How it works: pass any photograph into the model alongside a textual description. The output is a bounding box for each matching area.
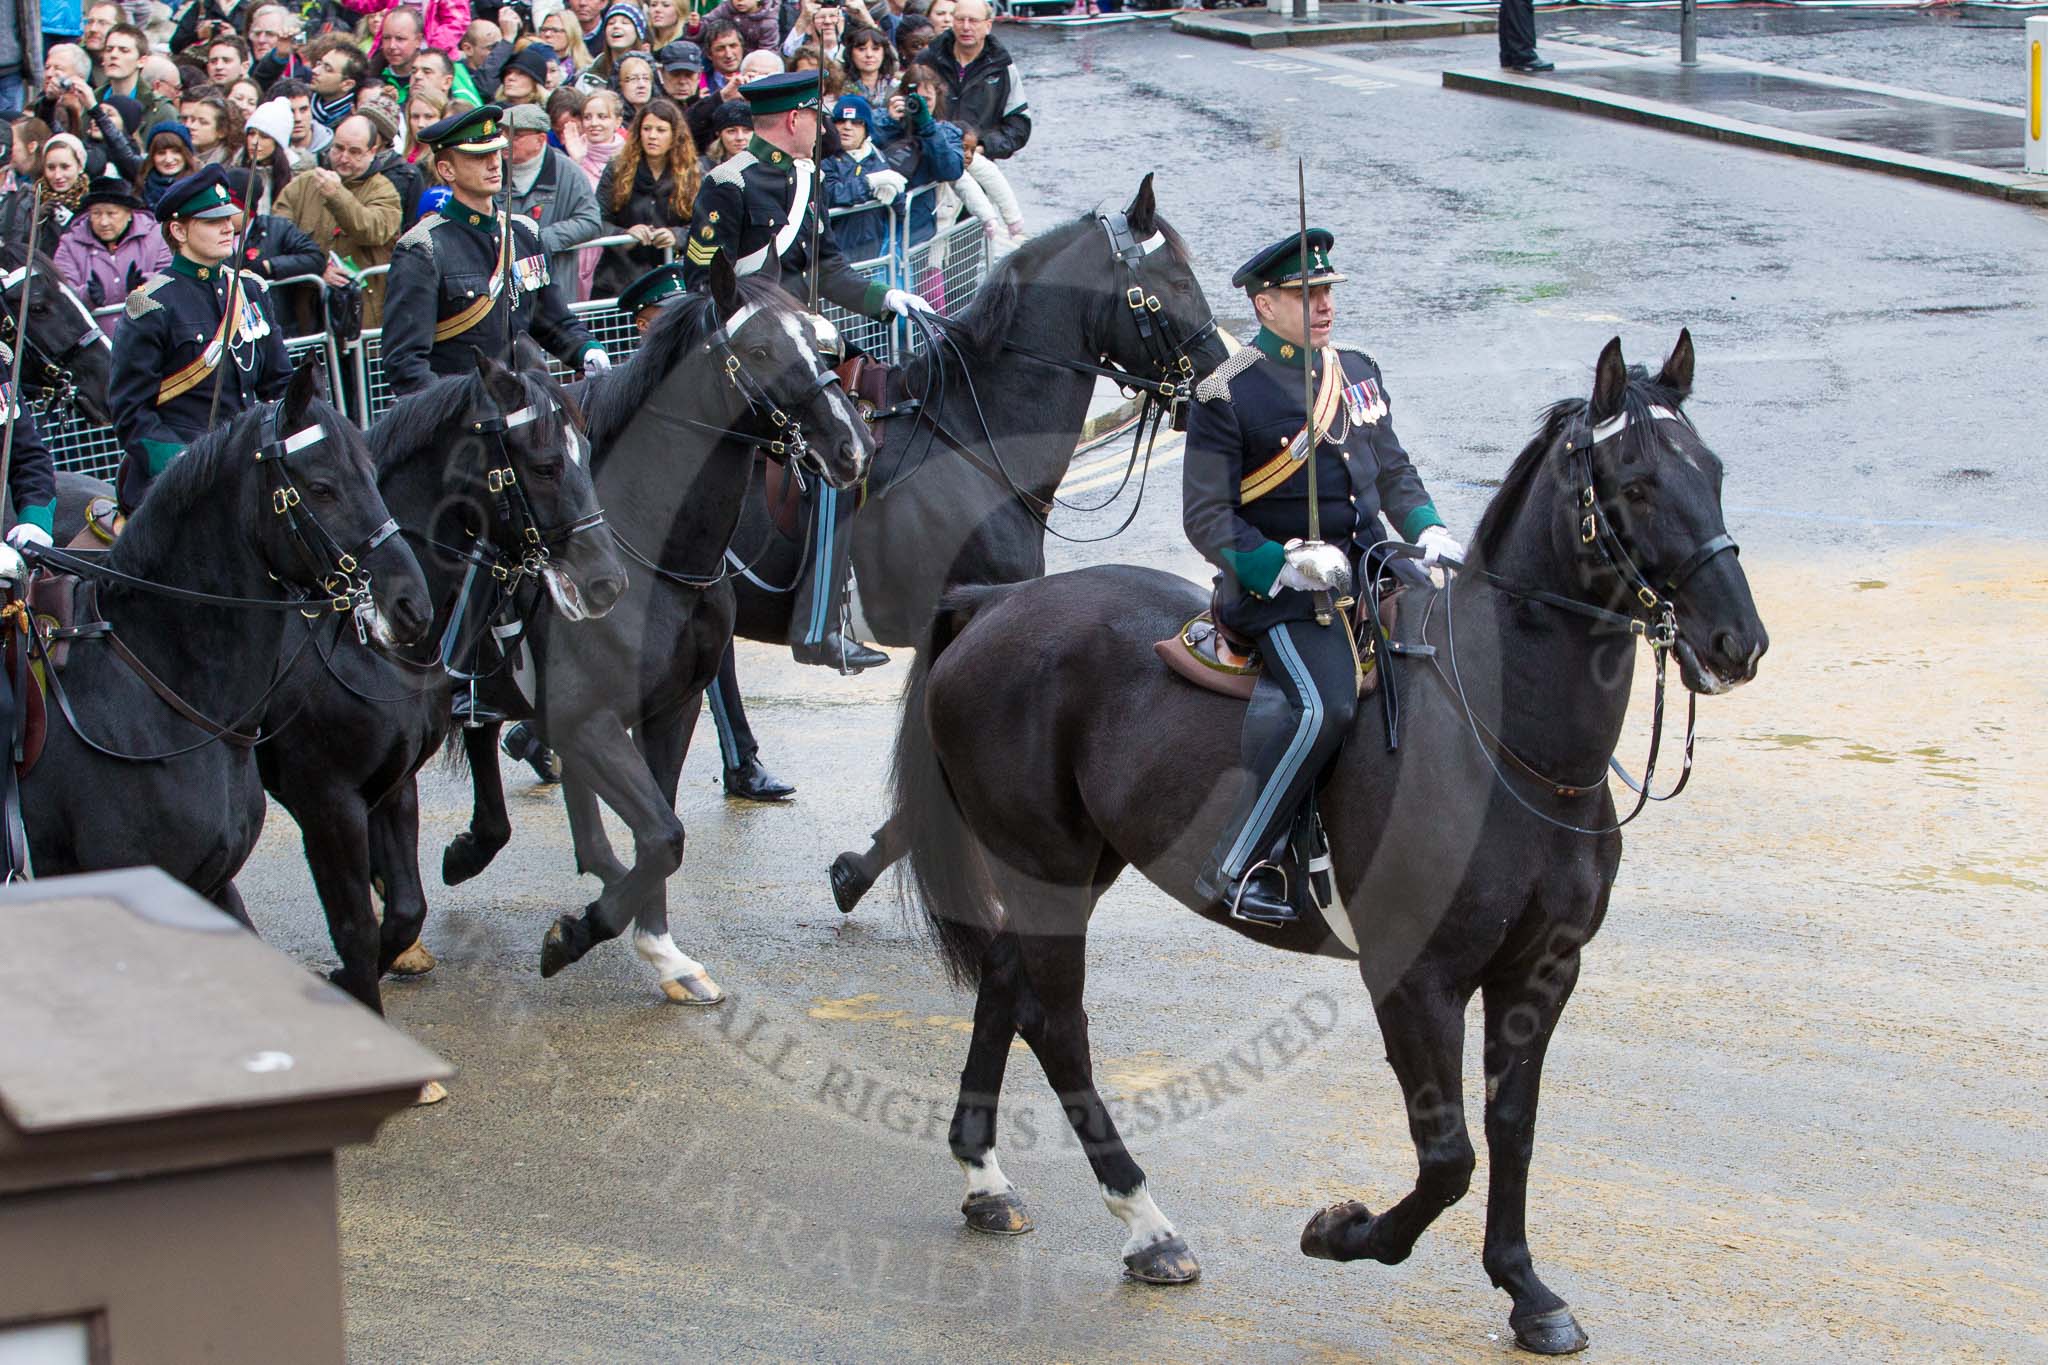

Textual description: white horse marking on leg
[1102,1182,1177,1258]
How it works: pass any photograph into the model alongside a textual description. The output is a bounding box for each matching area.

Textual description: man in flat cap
[1182,228,1463,926]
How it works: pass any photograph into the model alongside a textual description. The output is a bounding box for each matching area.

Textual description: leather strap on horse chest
[435,216,513,343]
[1240,347,1344,505]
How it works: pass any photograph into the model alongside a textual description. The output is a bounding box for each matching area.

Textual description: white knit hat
[245,98,294,149]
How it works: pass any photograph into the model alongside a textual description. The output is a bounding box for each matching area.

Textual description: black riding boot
[789,482,887,672]
[503,721,561,785]
[1196,617,1358,926]
[708,643,794,801]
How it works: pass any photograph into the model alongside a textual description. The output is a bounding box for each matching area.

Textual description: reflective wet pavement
[207,16,2048,1362]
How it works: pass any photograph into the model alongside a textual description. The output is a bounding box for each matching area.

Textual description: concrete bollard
[2030,17,2046,175]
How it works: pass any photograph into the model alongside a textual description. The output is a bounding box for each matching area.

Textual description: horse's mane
[947,212,1192,360]
[578,276,794,452]
[111,402,275,570]
[370,368,572,476]
[1470,365,1689,564]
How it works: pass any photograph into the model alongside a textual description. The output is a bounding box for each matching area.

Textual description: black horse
[891,334,1767,1352]
[723,176,1227,910]
[254,356,626,1015]
[443,260,873,1004]
[22,362,432,920]
[0,236,115,425]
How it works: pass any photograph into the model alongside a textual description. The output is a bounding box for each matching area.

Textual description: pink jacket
[342,0,474,57]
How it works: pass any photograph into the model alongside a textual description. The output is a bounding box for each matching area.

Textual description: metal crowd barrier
[36,194,993,477]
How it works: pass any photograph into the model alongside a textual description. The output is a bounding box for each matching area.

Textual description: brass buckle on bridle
[487,467,516,493]
[272,485,301,515]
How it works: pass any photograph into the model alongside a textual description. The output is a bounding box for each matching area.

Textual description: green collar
[448,201,498,234]
[748,134,791,167]
[1251,326,1306,365]
[169,253,224,282]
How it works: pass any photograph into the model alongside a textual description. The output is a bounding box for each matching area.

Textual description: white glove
[1274,539,1352,595]
[5,523,52,550]
[582,348,612,376]
[882,288,937,319]
[1417,525,1464,569]
[865,168,907,205]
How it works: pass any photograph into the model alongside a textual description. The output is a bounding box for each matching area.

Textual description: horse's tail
[894,584,1013,989]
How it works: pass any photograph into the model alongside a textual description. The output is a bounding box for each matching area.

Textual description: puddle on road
[1639,541,2046,909]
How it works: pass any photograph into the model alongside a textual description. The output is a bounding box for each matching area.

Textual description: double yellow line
[1056,433,1188,499]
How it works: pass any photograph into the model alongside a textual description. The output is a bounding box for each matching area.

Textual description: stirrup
[1227,859,1292,926]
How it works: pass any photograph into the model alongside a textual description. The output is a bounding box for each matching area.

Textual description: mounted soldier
[380,104,612,399]
[614,261,795,803]
[108,166,293,515]
[1182,228,1463,925]
[681,69,937,674]
[0,348,56,878]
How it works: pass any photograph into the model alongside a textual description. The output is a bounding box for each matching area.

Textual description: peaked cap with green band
[423,103,508,155]
[739,70,823,115]
[1231,228,1346,293]
[617,262,691,316]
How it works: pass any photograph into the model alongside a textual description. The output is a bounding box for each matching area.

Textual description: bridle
[0,263,105,412]
[1425,402,1740,835]
[405,387,609,688]
[893,208,1218,543]
[252,401,401,645]
[613,301,851,590]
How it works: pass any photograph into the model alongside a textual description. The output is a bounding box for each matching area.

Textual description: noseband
[465,393,609,587]
[701,303,844,472]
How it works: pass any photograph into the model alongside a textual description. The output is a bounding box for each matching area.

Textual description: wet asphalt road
[220,17,2048,1363]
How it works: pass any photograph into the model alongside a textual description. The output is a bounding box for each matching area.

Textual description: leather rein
[884,210,1216,546]
[1407,404,1739,835]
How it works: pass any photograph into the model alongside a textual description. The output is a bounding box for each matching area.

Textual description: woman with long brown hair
[593,98,698,298]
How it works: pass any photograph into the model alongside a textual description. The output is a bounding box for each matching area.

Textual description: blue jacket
[858,113,965,256]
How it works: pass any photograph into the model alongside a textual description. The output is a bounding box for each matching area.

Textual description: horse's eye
[529,463,563,483]
[748,345,771,363]
[1623,484,1651,505]
[1171,277,1192,296]
[305,482,336,501]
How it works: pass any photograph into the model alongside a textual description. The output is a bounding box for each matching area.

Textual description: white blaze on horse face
[565,424,589,468]
[779,312,867,480]
[957,1153,1015,1200]
[1102,1183,1177,1257]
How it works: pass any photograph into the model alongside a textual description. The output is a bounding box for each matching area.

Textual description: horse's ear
[1590,337,1627,423]
[1657,327,1694,402]
[706,250,741,320]
[1125,172,1157,240]
[282,356,323,425]
[512,334,548,376]
[472,349,522,408]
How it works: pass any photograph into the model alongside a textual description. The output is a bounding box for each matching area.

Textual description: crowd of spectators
[0,0,1032,337]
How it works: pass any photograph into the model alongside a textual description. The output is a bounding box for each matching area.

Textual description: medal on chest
[512,253,547,299]
[1342,376,1386,427]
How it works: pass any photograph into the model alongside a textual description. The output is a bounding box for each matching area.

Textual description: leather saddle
[0,570,88,779]
[1155,590,1401,702]
[757,356,895,539]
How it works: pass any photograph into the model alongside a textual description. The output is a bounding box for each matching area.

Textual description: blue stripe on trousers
[1220,623,1324,877]
[706,678,742,769]
[806,484,838,644]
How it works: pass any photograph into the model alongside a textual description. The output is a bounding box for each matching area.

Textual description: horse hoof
[1122,1234,1200,1285]
[442,834,494,887]
[961,1190,1033,1235]
[1300,1200,1371,1261]
[540,917,582,978]
[1510,1306,1589,1356]
[389,942,438,977]
[829,853,871,915]
[659,971,725,1006]
[413,1080,449,1107]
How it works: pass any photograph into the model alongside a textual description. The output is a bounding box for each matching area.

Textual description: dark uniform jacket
[912,32,1031,160]
[380,203,597,397]
[1183,329,1443,636]
[110,254,291,500]
[682,134,887,317]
